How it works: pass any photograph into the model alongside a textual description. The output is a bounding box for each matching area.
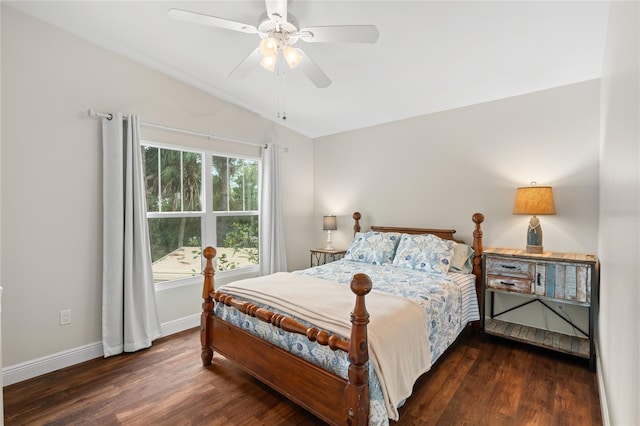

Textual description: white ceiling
[5,1,610,138]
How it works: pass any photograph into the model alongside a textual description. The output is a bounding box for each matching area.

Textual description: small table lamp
[323,215,337,250]
[513,183,556,254]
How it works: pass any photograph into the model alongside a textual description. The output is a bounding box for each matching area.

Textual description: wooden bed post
[344,273,372,426]
[471,213,484,282]
[471,213,485,331]
[201,246,217,366]
[353,211,361,236]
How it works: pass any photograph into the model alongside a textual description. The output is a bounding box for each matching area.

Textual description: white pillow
[449,243,475,274]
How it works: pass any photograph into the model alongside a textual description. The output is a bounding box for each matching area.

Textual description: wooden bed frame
[200,212,485,425]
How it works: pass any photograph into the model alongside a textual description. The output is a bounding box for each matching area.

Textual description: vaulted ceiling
[5,1,610,138]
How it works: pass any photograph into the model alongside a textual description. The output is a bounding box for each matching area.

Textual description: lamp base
[325,230,333,250]
[526,244,543,254]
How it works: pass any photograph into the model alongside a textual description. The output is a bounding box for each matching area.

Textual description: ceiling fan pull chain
[276,62,287,121]
[277,62,282,120]
[281,71,287,121]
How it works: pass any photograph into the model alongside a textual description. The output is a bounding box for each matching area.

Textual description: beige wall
[598,2,640,424]
[314,81,600,253]
[0,6,314,367]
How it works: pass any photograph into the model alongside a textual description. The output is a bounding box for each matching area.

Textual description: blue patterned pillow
[392,233,456,274]
[344,232,402,265]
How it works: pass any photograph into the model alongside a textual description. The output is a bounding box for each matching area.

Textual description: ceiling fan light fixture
[260,52,278,72]
[282,45,302,69]
[259,36,278,56]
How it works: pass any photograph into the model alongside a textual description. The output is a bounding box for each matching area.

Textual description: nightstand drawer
[485,256,534,278]
[486,275,533,293]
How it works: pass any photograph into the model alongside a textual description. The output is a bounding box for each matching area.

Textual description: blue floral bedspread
[213,260,479,425]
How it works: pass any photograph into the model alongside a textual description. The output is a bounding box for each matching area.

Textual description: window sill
[154,265,260,292]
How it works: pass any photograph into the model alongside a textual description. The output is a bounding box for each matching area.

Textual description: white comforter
[221,272,432,421]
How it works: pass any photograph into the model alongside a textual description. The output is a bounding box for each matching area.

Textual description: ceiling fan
[168,0,379,88]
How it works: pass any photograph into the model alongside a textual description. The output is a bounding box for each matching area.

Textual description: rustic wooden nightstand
[309,248,346,267]
[482,248,599,370]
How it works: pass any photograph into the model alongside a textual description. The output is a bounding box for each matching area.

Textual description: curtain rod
[87,109,267,149]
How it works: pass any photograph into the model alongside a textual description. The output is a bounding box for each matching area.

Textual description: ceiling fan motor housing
[257,11,301,45]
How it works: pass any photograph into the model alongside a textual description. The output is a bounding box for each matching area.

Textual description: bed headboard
[354,212,459,240]
[352,211,483,243]
[351,211,485,327]
[370,225,460,242]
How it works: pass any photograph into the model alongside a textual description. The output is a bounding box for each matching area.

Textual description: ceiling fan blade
[168,8,257,34]
[299,25,380,43]
[298,50,331,88]
[265,0,288,24]
[228,48,262,79]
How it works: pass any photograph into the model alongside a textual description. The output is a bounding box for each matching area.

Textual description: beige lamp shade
[513,186,556,215]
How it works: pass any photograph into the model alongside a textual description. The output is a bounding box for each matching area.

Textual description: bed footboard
[201,247,371,426]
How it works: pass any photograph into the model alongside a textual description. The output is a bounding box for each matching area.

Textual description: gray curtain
[259,143,288,275]
[102,113,161,357]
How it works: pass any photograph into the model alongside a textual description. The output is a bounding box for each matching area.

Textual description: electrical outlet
[59,309,71,325]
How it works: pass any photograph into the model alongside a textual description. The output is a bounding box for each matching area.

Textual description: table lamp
[323,215,337,250]
[513,183,556,254]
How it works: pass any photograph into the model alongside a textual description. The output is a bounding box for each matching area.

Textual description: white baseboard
[595,343,610,426]
[160,313,199,337]
[2,314,200,387]
[3,341,104,386]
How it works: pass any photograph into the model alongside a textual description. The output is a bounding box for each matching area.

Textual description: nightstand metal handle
[500,264,517,269]
[500,281,516,286]
[537,272,542,285]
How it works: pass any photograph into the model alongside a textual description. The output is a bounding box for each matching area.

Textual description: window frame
[142,140,260,291]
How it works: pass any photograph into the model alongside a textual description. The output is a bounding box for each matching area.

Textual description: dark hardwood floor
[4,327,601,425]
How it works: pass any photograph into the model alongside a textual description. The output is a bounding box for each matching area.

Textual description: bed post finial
[353,211,361,236]
[201,246,217,366]
[345,273,371,425]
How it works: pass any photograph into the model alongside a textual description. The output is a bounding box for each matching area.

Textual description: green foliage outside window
[143,147,202,213]
[216,216,259,271]
[211,156,258,212]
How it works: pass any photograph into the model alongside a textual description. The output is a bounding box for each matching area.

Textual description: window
[211,155,260,273]
[142,142,259,284]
